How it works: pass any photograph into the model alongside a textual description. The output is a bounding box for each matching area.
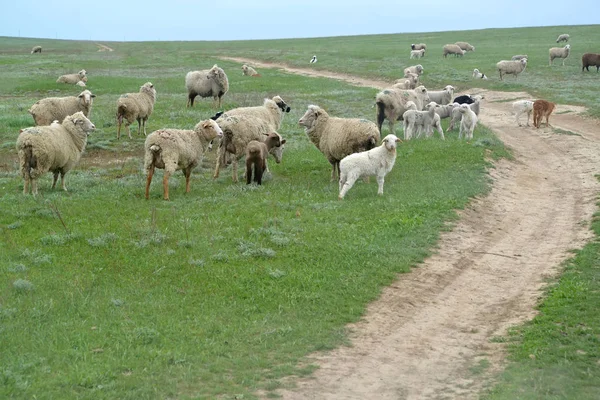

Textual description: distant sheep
[338,134,401,200]
[242,64,261,77]
[245,132,285,185]
[375,86,430,134]
[455,41,475,52]
[404,64,424,76]
[16,112,96,195]
[116,82,157,139]
[410,49,425,59]
[549,44,571,66]
[511,54,528,61]
[556,34,570,43]
[513,100,535,127]
[496,58,527,80]
[443,44,465,58]
[533,100,556,129]
[411,43,427,51]
[393,72,419,89]
[582,53,600,72]
[29,89,96,126]
[427,85,455,105]
[185,64,229,108]
[56,69,87,84]
[458,104,478,140]
[472,68,488,80]
[31,46,42,54]
[76,80,86,87]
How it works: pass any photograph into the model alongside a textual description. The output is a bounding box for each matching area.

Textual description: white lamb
[472,69,488,80]
[338,134,402,200]
[402,107,444,140]
[513,100,535,127]
[410,49,425,59]
[458,104,478,140]
[427,85,455,105]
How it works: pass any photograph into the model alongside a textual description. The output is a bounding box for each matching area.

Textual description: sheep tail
[376,101,386,133]
[23,144,36,178]
[116,104,127,123]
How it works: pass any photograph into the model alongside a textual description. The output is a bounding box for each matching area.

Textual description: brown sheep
[245,132,285,185]
[582,53,600,72]
[533,100,556,129]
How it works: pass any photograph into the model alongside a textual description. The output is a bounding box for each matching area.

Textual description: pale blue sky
[1,0,598,41]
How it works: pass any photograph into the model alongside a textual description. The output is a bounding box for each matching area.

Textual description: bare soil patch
[221,57,600,399]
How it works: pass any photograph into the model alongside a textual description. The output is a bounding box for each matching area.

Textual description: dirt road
[221,57,600,399]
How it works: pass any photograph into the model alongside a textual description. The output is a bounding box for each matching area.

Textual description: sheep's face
[425,101,438,111]
[273,96,291,113]
[415,86,430,103]
[405,101,417,111]
[199,119,223,141]
[565,44,571,50]
[78,90,96,106]
[70,112,96,134]
[298,106,319,129]
[269,138,287,164]
[458,104,470,114]
[382,134,401,151]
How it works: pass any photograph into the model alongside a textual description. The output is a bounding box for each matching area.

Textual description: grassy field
[0,25,599,399]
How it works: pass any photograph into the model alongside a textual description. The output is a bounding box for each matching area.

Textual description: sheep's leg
[246,161,253,185]
[31,179,38,196]
[137,118,142,137]
[339,172,359,200]
[184,167,193,193]
[145,167,154,199]
[142,118,147,136]
[232,158,238,183]
[213,150,222,179]
[376,174,385,195]
[23,177,29,195]
[117,121,122,140]
[526,111,531,126]
[51,171,59,189]
[437,125,445,140]
[515,111,521,126]
[330,162,338,182]
[162,171,170,200]
[60,172,67,191]
[126,124,132,140]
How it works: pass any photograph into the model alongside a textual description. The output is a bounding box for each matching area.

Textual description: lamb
[116,82,157,139]
[549,44,571,66]
[16,112,96,195]
[496,58,528,80]
[449,96,483,131]
[511,54,528,61]
[455,41,475,52]
[443,44,466,58]
[375,86,430,134]
[56,69,87,84]
[457,104,478,140]
[410,49,425,59]
[411,43,427,51]
[426,85,455,105]
[513,100,535,127]
[533,99,556,129]
[144,119,223,200]
[298,105,381,181]
[31,46,42,54]
[242,64,260,77]
[185,64,229,108]
[426,101,458,120]
[28,90,96,126]
[402,107,444,140]
[404,64,424,76]
[245,132,285,185]
[472,68,488,80]
[582,53,600,72]
[76,80,86,87]
[393,72,419,89]
[338,134,401,199]
[556,33,570,43]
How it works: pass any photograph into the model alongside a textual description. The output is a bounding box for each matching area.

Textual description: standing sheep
[511,54,528,61]
[29,90,96,126]
[513,100,535,127]
[402,107,444,140]
[338,134,402,200]
[245,132,285,185]
[404,64,424,76]
[549,44,571,66]
[443,44,465,58]
[185,64,229,108]
[410,49,425,59]
[449,96,483,131]
[242,64,261,77]
[427,85,455,105]
[411,43,427,51]
[582,53,600,72]
[31,46,42,54]
[56,69,87,84]
[298,105,381,181]
[144,119,223,200]
[426,101,459,120]
[533,99,556,129]
[556,34,570,43]
[472,69,488,80]
[458,104,478,140]
[496,58,528,80]
[116,82,157,140]
[455,42,475,52]
[375,86,430,134]
[16,112,96,195]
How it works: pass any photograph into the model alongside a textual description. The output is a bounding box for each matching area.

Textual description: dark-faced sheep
[582,53,600,72]
[186,65,229,108]
[31,46,42,54]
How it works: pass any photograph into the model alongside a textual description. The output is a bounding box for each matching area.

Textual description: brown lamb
[533,100,556,129]
[245,132,285,185]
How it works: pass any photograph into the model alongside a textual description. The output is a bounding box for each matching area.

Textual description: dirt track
[221,57,600,399]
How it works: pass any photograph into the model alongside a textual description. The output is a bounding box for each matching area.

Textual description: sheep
[533,99,556,129]
[185,64,229,108]
[449,96,483,131]
[443,44,465,58]
[28,90,96,126]
[76,80,86,87]
[298,105,381,181]
[410,49,425,59]
[338,134,401,200]
[556,33,570,43]
[457,104,478,140]
[513,100,535,127]
[582,53,600,72]
[31,46,42,54]
[144,119,223,200]
[393,72,419,89]
[402,107,444,140]
[549,44,571,66]
[56,69,87,84]
[455,42,475,52]
[426,85,455,105]
[511,54,528,61]
[426,101,459,120]
[375,86,430,134]
[16,112,96,195]
[116,82,157,140]
[242,64,261,77]
[404,64,424,76]
[496,58,528,80]
[411,43,426,51]
[245,132,285,185]
[472,68,488,80]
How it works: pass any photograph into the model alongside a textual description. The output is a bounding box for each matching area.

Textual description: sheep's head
[425,101,438,111]
[77,90,96,106]
[415,64,424,74]
[298,105,322,130]
[382,134,401,151]
[78,69,87,78]
[196,119,223,141]
[273,95,291,113]
[140,82,156,99]
[67,111,96,135]
[265,132,286,163]
[520,58,528,66]
[415,86,430,103]
[458,104,470,114]
[565,44,571,50]
[405,101,417,111]
[444,85,455,95]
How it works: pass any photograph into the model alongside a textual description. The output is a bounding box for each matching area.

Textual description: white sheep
[16,112,96,195]
[496,58,527,80]
[472,68,488,80]
[75,80,86,87]
[443,44,465,58]
[549,44,571,66]
[393,72,419,89]
[427,85,455,105]
[298,105,381,181]
[458,104,478,140]
[404,64,424,76]
[455,42,475,52]
[245,132,285,185]
[402,107,444,140]
[338,134,401,200]
[426,101,459,120]
[31,46,42,54]
[511,54,528,61]
[185,64,229,108]
[449,96,483,131]
[144,119,223,200]
[556,33,570,43]
[375,85,430,134]
[513,100,535,127]
[410,49,425,59]
[29,90,96,126]
[56,69,87,84]
[116,82,157,140]
[242,64,260,77]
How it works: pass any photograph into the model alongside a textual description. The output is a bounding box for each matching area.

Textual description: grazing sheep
[245,132,285,185]
[185,64,229,108]
[404,64,424,76]
[443,44,465,58]
[242,64,261,77]
[496,58,528,80]
[116,82,157,139]
[402,107,444,140]
[144,119,223,200]
[16,112,95,195]
[411,43,427,51]
[298,105,381,181]
[338,134,401,199]
[549,44,571,66]
[427,85,455,105]
[410,49,425,59]
[513,100,535,127]
[376,86,430,135]
[533,99,556,129]
[310,55,317,63]
[394,72,419,89]
[56,69,87,84]
[472,68,488,80]
[457,104,478,140]
[31,46,42,54]
[556,33,570,43]
[28,90,96,126]
[511,54,528,61]
[582,53,600,72]
[455,41,475,52]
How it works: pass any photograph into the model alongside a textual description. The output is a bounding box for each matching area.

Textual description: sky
[1,1,598,42]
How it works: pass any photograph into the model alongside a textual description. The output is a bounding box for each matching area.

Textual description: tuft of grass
[13,279,34,292]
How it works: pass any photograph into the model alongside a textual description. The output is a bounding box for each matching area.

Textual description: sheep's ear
[73,118,80,125]
[263,133,269,137]
[202,121,212,129]
[396,138,402,143]
[91,94,96,98]
[281,139,286,145]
